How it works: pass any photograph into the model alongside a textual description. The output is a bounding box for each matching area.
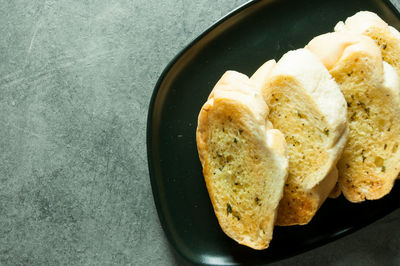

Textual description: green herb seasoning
[226,203,232,214]
[350,112,356,121]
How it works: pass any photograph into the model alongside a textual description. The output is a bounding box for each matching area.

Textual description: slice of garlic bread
[307,32,400,202]
[196,70,288,249]
[334,11,400,77]
[252,49,348,225]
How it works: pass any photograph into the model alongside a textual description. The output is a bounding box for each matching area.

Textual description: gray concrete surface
[0,0,400,265]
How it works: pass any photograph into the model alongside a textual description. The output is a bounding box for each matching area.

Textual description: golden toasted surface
[196,71,288,249]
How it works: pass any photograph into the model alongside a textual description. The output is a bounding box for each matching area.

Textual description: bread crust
[328,168,341,199]
[335,11,400,78]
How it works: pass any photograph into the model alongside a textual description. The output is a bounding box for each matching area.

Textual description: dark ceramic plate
[147,0,400,265]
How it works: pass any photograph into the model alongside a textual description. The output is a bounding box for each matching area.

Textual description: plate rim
[147,1,263,264]
[146,0,400,265]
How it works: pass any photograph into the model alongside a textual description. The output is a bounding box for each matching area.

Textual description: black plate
[147,0,400,265]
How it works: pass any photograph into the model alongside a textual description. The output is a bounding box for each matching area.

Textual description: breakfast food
[196,69,289,249]
[251,49,348,225]
[334,11,400,77]
[307,32,400,202]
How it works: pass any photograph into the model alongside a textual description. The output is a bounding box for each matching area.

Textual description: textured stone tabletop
[1,0,400,265]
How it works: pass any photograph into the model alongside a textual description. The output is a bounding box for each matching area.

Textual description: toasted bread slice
[334,11,400,77]
[307,32,400,202]
[196,69,288,249]
[251,49,348,225]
